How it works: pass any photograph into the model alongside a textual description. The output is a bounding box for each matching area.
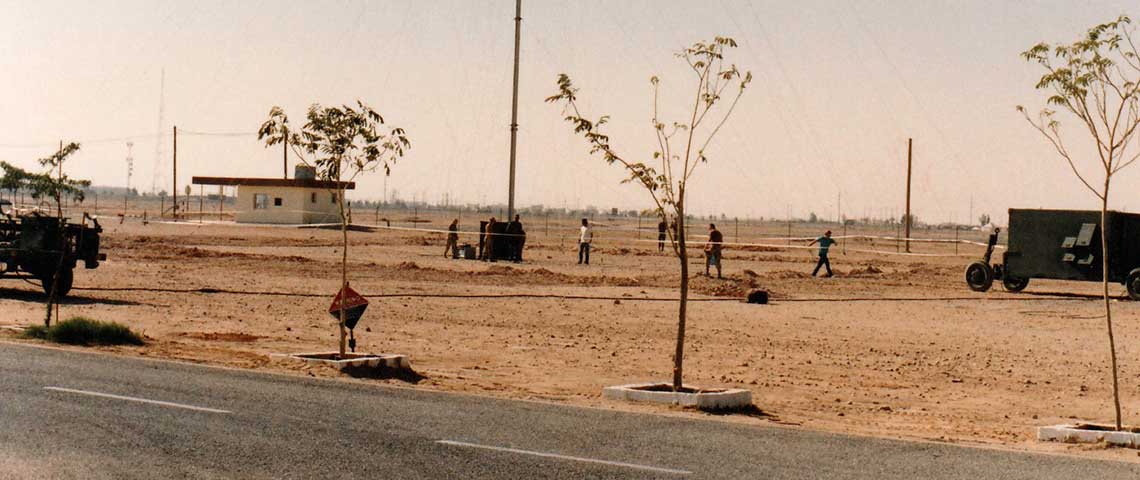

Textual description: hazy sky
[2,0,1139,223]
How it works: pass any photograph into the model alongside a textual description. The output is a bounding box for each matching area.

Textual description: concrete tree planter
[603,382,752,410]
[1038,424,1140,448]
[271,352,410,370]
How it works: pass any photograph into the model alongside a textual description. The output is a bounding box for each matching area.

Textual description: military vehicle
[966,209,1140,300]
[0,200,105,297]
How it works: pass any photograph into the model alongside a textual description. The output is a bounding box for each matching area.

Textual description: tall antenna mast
[151,68,166,194]
[506,0,522,220]
[126,142,134,192]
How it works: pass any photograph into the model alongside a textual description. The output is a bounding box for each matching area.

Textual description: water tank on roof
[294,164,316,180]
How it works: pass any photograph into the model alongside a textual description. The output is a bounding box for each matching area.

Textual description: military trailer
[966,209,1140,299]
[0,202,105,297]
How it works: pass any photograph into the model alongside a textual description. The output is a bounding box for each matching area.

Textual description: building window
[254,193,268,210]
[274,197,282,207]
[331,193,337,204]
[310,192,317,204]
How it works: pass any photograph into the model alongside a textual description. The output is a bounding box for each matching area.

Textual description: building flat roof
[191,176,355,189]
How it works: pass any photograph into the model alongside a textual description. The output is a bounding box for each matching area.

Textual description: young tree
[1018,15,1140,430]
[29,143,90,326]
[547,37,751,390]
[259,101,410,357]
[977,213,991,227]
[0,161,29,203]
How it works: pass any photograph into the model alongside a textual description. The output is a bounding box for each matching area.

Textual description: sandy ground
[4,210,1140,462]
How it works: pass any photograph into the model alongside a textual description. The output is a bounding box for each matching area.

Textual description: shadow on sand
[341,364,428,384]
[0,287,145,307]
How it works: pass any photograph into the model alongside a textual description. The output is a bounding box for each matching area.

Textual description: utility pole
[283,134,288,179]
[905,138,913,253]
[172,125,178,220]
[125,141,134,216]
[506,0,522,220]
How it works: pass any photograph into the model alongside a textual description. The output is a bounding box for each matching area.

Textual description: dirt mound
[736,244,784,252]
[844,264,884,277]
[480,265,516,275]
[179,332,263,342]
[395,261,422,270]
[766,269,811,279]
[691,274,766,297]
[906,264,957,277]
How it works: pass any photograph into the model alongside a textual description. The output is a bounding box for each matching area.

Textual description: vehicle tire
[1126,269,1140,301]
[965,261,993,292]
[40,268,74,298]
[1002,276,1029,292]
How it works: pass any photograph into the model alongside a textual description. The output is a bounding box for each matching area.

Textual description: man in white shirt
[578,218,593,265]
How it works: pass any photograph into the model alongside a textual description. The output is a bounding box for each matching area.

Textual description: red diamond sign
[329,285,369,330]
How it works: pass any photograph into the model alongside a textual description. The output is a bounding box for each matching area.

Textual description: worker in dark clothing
[445,219,459,258]
[657,218,667,252]
[705,223,723,278]
[482,217,497,262]
[506,214,526,262]
[808,230,837,277]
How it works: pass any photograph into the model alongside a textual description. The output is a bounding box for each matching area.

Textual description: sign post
[329,285,369,352]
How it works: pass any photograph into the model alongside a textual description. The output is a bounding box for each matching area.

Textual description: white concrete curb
[602,382,752,409]
[271,352,411,370]
[1038,424,1140,448]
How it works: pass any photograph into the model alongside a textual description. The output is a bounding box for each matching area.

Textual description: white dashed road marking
[436,439,692,475]
[43,386,232,414]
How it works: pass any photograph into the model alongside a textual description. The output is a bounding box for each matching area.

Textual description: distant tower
[126,141,134,193]
[151,68,166,194]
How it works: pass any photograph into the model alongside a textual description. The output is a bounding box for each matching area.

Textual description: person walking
[482,217,497,262]
[704,223,723,278]
[808,230,837,277]
[578,218,593,265]
[657,218,667,252]
[445,219,459,258]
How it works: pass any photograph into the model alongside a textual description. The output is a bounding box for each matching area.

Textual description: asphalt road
[2,343,1138,479]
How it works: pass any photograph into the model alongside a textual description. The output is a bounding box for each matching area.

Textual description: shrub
[23,316,144,346]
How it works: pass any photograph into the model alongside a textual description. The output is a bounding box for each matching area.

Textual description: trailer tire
[966,261,993,292]
[1127,269,1140,301]
[1002,276,1029,292]
[40,268,74,298]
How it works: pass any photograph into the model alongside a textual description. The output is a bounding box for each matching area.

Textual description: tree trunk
[673,204,688,391]
[1101,189,1123,430]
[338,175,348,357]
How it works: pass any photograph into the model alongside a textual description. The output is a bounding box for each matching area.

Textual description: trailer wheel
[1127,269,1140,301]
[1002,276,1029,292]
[40,268,74,298]
[965,262,993,292]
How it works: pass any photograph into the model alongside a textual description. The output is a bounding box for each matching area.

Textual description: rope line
[66,286,1108,303]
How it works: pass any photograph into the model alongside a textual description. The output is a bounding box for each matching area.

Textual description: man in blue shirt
[808,230,837,277]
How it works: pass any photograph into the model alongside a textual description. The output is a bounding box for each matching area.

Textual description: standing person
[445,219,459,258]
[506,214,525,262]
[577,218,593,265]
[704,223,723,279]
[482,217,497,262]
[657,218,667,252]
[808,230,837,277]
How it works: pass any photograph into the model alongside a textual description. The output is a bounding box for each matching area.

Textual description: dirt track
[4,214,1140,461]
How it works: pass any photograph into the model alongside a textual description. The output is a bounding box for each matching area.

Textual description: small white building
[193,166,355,224]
